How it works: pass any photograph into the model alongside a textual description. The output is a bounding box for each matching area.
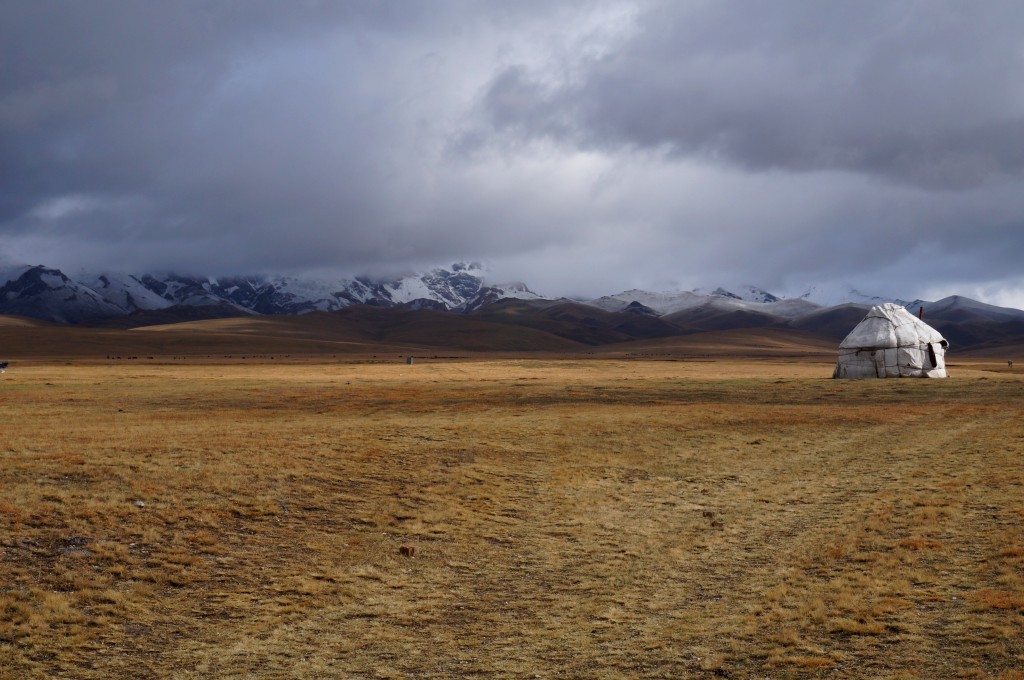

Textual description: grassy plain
[1,356,1022,678]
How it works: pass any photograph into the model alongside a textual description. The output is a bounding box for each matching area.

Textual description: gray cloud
[481,2,1024,190]
[2,1,1024,305]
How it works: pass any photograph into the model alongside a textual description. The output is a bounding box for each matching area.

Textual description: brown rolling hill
[0,314,54,328]
[0,319,388,359]
[322,305,585,351]
[785,303,871,339]
[0,305,585,359]
[470,298,684,344]
[597,328,838,359]
[0,305,839,361]
[4,300,1020,362]
[663,302,785,334]
[926,317,1024,353]
[90,303,252,329]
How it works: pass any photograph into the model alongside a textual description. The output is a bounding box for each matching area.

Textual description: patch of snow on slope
[731,285,780,303]
[492,282,541,300]
[266,275,353,311]
[385,276,435,304]
[82,273,174,311]
[692,285,781,303]
[760,298,821,319]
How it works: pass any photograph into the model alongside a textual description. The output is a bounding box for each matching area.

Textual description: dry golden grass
[0,357,1022,678]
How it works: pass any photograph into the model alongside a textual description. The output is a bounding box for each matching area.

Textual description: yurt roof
[839,303,947,350]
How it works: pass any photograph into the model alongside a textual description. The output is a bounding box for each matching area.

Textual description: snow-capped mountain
[583,281,936,323]
[3,261,1023,330]
[0,262,541,323]
[586,286,811,319]
[0,266,127,323]
[587,289,710,315]
[462,282,541,313]
[81,273,175,312]
[913,295,1024,323]
[693,285,780,304]
[790,282,912,308]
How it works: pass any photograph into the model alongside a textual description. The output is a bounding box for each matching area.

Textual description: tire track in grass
[725,409,1019,676]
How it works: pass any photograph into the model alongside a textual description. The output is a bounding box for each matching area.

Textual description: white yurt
[833,303,949,379]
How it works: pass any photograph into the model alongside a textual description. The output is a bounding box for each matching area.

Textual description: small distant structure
[833,303,948,379]
[405,356,414,365]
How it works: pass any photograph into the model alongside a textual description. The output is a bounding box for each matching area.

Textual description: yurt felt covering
[833,303,948,379]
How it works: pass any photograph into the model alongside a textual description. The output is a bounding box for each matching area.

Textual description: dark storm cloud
[1,0,607,276]
[2,0,1024,305]
[0,3,439,224]
[480,2,1024,190]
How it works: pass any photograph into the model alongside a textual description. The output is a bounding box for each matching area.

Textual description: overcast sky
[3,1,1024,304]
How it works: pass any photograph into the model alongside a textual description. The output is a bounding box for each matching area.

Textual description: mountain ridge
[2,262,1022,344]
[0,263,543,324]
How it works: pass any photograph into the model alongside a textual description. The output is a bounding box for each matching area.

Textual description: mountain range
[0,262,539,325]
[1,261,1023,352]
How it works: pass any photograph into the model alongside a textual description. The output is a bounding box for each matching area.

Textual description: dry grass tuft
[972,590,1024,611]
